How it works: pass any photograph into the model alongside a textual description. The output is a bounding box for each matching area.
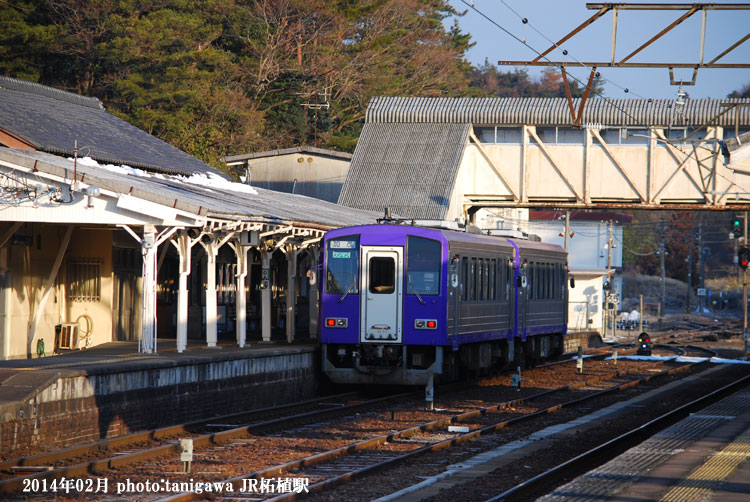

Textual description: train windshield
[325,235,359,295]
[406,236,441,296]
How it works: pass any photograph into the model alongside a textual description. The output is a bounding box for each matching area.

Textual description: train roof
[509,238,567,256]
[324,224,566,256]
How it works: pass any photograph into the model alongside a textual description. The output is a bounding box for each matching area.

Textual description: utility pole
[564,211,570,252]
[607,220,613,270]
[685,232,695,314]
[659,217,666,319]
[698,218,705,313]
[606,220,615,341]
[744,211,748,358]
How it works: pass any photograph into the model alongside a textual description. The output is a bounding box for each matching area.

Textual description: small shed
[224,146,352,203]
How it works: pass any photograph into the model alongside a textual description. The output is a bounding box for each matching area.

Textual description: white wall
[528,219,624,295]
[568,275,605,331]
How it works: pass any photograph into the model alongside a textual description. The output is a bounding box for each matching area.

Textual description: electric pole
[744,211,748,358]
[659,217,666,319]
[698,218,705,313]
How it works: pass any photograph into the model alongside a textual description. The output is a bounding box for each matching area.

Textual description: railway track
[485,371,750,502]
[137,349,713,501]
[0,390,414,494]
[3,344,731,501]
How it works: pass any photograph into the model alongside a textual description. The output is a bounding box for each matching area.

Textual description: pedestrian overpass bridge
[340,97,750,220]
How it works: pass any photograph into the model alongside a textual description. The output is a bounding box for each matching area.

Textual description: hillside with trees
[1,0,605,173]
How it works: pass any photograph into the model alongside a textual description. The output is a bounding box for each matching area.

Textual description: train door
[360,246,403,343]
[516,264,529,339]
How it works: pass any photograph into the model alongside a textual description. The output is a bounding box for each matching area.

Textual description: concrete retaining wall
[0,348,318,457]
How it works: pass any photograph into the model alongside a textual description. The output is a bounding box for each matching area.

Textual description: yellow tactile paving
[659,426,750,502]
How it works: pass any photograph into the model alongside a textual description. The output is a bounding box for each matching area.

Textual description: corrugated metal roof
[338,123,469,220]
[224,145,352,163]
[1,149,381,229]
[366,96,750,127]
[0,76,228,179]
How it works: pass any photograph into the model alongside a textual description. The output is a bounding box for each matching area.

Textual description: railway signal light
[739,247,750,270]
[732,218,742,238]
[637,332,652,356]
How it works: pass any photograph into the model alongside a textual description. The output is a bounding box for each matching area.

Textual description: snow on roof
[75,156,258,196]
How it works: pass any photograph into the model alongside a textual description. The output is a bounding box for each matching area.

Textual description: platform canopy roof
[0,76,227,179]
[0,148,381,229]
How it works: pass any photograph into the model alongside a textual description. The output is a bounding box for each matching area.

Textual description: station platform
[541,384,750,501]
[0,339,318,458]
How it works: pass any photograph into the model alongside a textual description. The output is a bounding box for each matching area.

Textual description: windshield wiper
[338,281,356,303]
[409,278,426,305]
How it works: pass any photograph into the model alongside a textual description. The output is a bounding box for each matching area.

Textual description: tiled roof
[0,76,228,178]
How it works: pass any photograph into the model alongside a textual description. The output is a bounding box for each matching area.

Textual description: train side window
[489,259,496,300]
[484,259,490,300]
[477,258,487,301]
[471,258,477,301]
[506,261,512,299]
[462,257,469,301]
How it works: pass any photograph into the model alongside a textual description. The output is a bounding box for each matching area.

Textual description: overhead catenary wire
[497,0,648,99]
[457,0,744,148]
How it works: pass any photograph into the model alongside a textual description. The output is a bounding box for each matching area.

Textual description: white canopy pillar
[260,248,272,342]
[198,232,234,348]
[121,224,178,354]
[141,225,158,354]
[171,230,202,353]
[229,240,250,348]
[307,246,320,339]
[283,244,298,344]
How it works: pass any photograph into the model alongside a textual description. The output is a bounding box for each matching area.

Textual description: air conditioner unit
[55,323,79,350]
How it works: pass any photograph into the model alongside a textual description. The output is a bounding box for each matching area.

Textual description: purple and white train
[320,222,570,386]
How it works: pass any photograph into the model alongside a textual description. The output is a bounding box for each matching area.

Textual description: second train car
[320,222,569,386]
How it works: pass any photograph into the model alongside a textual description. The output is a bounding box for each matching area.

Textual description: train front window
[325,236,359,295]
[369,257,395,294]
[406,236,441,296]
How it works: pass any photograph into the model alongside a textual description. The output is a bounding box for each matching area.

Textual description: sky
[446,0,750,99]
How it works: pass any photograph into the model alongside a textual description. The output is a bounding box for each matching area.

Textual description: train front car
[321,225,448,386]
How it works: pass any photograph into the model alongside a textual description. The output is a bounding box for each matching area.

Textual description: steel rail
[156,358,704,502]
[0,391,410,495]
[486,372,750,502]
[0,391,360,475]
[262,358,706,501]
